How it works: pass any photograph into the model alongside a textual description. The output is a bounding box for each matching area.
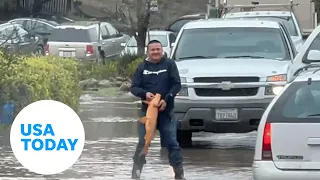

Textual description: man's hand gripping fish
[140,93,161,155]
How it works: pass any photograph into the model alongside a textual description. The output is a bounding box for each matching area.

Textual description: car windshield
[173,27,290,60]
[49,28,95,42]
[237,16,298,37]
[127,35,168,47]
[269,81,320,119]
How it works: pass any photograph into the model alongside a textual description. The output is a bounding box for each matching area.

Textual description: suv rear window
[268,81,320,122]
[49,28,96,42]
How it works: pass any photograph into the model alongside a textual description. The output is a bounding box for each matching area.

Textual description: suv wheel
[97,50,106,64]
[177,130,192,148]
[34,45,45,56]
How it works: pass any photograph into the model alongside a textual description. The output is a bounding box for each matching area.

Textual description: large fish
[140,93,161,155]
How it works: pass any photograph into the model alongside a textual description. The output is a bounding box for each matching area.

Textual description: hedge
[0,52,144,118]
[0,53,81,116]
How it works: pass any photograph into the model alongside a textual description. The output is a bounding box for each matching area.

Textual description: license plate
[63,51,72,57]
[215,108,238,120]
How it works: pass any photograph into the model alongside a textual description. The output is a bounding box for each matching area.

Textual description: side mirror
[302,30,312,40]
[171,42,175,47]
[117,32,123,37]
[307,50,320,61]
[120,43,126,47]
[302,33,310,40]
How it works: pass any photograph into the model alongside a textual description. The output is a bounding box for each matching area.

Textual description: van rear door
[267,80,320,170]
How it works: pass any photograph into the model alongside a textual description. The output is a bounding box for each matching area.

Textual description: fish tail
[140,117,148,124]
[143,144,150,155]
[142,100,149,105]
[151,131,156,141]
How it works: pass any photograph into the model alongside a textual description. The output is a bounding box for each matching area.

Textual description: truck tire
[34,45,45,56]
[177,130,192,148]
[97,49,106,64]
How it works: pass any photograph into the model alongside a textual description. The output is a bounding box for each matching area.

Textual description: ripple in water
[86,116,137,123]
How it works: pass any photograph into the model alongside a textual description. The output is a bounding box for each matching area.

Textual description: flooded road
[0,94,256,180]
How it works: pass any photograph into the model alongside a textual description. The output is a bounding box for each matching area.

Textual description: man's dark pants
[132,111,183,169]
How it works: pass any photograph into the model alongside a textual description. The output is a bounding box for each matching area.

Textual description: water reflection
[0,95,255,179]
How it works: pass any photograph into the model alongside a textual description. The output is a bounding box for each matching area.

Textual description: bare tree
[119,0,152,56]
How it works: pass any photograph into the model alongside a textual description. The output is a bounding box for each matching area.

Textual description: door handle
[307,138,320,145]
[112,40,115,43]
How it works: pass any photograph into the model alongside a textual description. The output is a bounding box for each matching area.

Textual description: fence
[2,0,72,14]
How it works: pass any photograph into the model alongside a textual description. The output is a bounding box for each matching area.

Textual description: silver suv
[170,19,297,147]
[253,67,320,180]
[45,21,130,60]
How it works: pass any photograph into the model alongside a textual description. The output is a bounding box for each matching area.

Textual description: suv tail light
[86,45,94,54]
[45,44,49,53]
[262,122,273,160]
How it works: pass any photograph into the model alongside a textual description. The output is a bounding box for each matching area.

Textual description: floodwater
[0,94,256,180]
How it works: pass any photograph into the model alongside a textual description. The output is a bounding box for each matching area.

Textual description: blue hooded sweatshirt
[130,57,181,115]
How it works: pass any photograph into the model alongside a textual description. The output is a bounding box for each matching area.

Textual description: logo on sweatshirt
[143,69,167,75]
[10,100,85,175]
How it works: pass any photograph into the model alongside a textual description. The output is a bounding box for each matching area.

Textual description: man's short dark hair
[147,40,162,49]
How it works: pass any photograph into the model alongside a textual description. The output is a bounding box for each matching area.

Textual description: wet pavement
[0,94,256,179]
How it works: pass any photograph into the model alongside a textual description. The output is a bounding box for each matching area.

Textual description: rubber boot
[131,163,144,179]
[174,165,186,179]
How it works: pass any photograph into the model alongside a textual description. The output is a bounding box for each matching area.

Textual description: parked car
[223,11,304,51]
[253,67,320,180]
[31,13,75,24]
[8,18,59,44]
[170,19,297,147]
[46,21,130,61]
[0,23,45,55]
[166,13,207,36]
[288,24,320,81]
[120,30,176,57]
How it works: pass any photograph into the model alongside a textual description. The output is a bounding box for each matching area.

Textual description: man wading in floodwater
[130,40,185,179]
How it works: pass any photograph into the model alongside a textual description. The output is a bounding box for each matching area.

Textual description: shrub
[78,55,144,80]
[78,60,120,80]
[117,53,141,68]
[0,54,81,116]
[127,57,144,78]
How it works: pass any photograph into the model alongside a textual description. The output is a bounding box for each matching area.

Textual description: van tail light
[262,122,273,160]
[86,45,94,54]
[45,44,49,53]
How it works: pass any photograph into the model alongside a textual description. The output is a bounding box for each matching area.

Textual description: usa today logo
[10,100,85,175]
